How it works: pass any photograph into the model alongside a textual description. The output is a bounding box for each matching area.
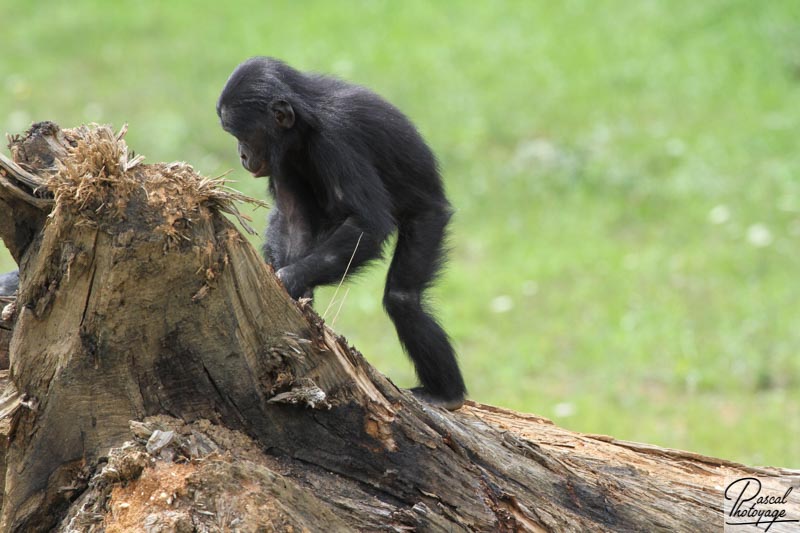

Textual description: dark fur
[0,270,18,297]
[217,57,466,408]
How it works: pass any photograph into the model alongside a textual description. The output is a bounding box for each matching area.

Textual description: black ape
[217,57,466,409]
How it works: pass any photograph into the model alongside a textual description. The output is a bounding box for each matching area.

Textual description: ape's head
[217,57,297,177]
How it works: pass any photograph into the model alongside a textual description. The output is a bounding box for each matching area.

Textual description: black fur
[0,270,19,297]
[217,57,466,409]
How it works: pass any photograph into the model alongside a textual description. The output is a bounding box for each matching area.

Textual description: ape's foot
[410,387,465,411]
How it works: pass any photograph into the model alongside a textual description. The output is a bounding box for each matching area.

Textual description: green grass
[1,0,798,466]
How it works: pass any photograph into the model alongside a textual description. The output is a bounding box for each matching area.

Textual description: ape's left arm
[277,143,394,298]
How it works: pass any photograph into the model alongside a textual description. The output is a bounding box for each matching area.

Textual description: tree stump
[0,122,796,532]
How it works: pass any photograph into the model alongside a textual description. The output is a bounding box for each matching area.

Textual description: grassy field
[0,0,798,466]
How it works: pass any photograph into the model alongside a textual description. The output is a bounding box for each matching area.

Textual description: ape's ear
[271,100,295,129]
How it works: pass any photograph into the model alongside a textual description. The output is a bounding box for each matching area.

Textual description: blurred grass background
[1,0,798,466]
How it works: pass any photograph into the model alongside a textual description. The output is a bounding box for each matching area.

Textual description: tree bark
[0,122,796,532]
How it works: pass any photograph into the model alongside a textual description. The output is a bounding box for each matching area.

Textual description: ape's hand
[276,266,306,300]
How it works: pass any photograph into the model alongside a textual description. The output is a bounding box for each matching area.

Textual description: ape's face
[217,59,297,178]
[218,106,272,177]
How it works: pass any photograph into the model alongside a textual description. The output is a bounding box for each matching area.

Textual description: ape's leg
[383,205,466,410]
[263,207,315,300]
[262,207,290,270]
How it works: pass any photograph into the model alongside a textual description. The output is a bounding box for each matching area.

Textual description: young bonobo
[217,57,466,409]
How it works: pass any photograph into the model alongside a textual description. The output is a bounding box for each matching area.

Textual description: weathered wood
[0,127,54,265]
[0,122,797,532]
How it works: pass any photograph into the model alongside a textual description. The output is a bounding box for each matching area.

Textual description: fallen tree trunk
[0,122,796,532]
